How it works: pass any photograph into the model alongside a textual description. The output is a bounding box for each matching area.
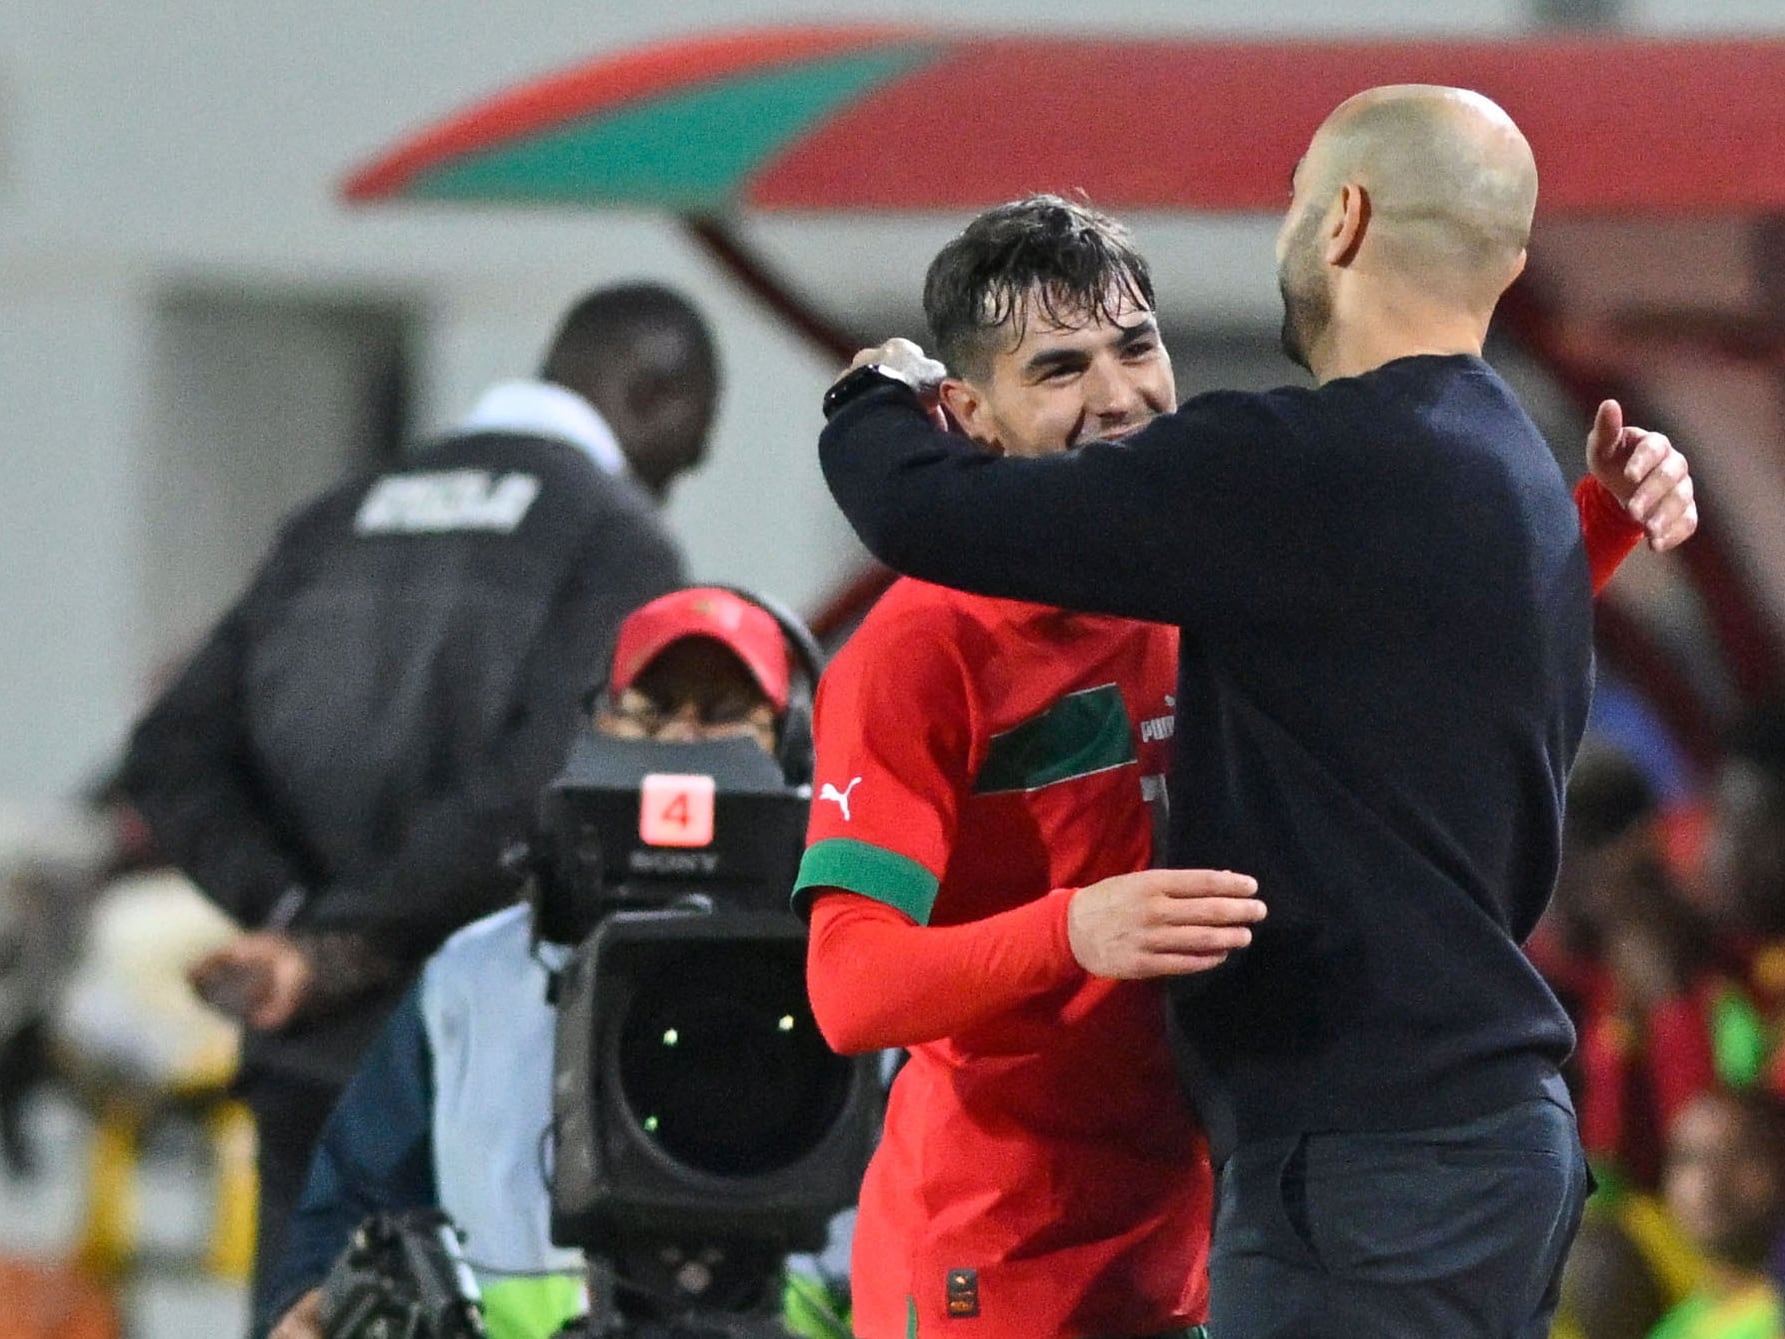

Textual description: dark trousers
[1207,1082,1590,1338]
[242,1069,343,1338]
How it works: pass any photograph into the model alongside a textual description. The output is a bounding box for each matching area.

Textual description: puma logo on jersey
[355,470,541,535]
[819,777,862,822]
[1139,693,1176,743]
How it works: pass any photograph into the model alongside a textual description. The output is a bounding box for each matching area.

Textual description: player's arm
[805,890,1077,1053]
[807,869,1263,1053]
[794,608,1087,1051]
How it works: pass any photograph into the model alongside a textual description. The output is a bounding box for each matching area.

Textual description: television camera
[309,591,871,1339]
[538,600,877,1337]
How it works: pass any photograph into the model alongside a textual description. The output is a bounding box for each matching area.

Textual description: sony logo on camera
[627,849,722,876]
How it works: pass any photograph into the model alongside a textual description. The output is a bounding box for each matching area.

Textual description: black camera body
[539,726,878,1322]
[534,733,809,941]
[317,1210,487,1339]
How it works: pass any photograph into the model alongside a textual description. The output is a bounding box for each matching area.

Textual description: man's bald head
[1306,85,1536,292]
[1276,85,1538,377]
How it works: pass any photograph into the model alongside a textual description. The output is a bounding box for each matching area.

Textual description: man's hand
[1586,399,1698,552]
[1068,868,1264,980]
[269,1287,325,1339]
[837,338,947,394]
[834,339,950,430]
[188,931,315,1031]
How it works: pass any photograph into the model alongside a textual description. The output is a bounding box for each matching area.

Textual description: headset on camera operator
[266,588,850,1339]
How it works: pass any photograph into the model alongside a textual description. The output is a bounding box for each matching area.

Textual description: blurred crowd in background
[1533,704,1785,1337]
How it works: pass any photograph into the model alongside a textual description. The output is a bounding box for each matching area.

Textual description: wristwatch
[822,363,913,421]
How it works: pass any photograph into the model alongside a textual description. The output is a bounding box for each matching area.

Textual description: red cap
[609,587,791,710]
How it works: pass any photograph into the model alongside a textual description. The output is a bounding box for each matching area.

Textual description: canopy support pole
[682,214,864,364]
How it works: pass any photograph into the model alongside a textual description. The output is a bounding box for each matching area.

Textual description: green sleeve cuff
[792,837,939,925]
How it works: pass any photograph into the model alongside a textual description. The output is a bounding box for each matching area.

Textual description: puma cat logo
[819,777,862,822]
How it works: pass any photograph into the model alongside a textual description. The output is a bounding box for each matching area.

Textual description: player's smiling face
[939,285,1176,459]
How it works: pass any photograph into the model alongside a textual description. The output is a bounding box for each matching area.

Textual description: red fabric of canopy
[344,29,1785,216]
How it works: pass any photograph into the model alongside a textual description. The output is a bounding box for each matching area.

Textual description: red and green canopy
[344,27,1785,215]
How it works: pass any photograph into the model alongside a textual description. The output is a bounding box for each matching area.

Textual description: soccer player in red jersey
[797,196,1693,1339]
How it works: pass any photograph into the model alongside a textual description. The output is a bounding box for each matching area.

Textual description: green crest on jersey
[975,683,1136,795]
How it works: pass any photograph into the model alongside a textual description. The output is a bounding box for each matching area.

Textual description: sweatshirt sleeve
[820,384,1363,633]
[804,890,1084,1054]
[121,569,315,928]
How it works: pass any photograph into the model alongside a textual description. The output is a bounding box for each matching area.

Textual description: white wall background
[0,0,1778,800]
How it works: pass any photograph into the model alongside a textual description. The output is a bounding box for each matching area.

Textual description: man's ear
[937,378,1003,454]
[1325,183,1370,267]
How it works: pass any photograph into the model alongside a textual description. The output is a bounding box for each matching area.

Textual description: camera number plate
[639,773,717,848]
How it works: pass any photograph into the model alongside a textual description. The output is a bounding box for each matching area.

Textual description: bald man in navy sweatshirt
[816,86,1697,1338]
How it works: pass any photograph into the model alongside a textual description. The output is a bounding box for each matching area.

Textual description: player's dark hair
[923,194,1156,381]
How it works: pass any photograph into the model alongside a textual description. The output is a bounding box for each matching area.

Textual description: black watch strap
[822,363,911,421]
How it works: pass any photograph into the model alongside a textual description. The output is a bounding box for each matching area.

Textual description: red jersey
[794,578,1207,1339]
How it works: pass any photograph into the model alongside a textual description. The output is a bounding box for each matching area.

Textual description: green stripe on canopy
[404,46,938,210]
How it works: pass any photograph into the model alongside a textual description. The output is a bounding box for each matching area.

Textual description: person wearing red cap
[264,588,840,1339]
[599,587,792,754]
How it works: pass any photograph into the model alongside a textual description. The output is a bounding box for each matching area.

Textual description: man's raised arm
[822,342,1698,623]
[819,343,1307,630]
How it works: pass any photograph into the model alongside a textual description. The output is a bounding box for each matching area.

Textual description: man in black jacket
[119,282,717,1332]
[817,87,1695,1337]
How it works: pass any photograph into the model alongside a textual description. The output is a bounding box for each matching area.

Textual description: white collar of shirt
[458,379,627,478]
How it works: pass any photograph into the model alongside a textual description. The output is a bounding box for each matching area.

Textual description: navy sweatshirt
[819,354,1590,1155]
